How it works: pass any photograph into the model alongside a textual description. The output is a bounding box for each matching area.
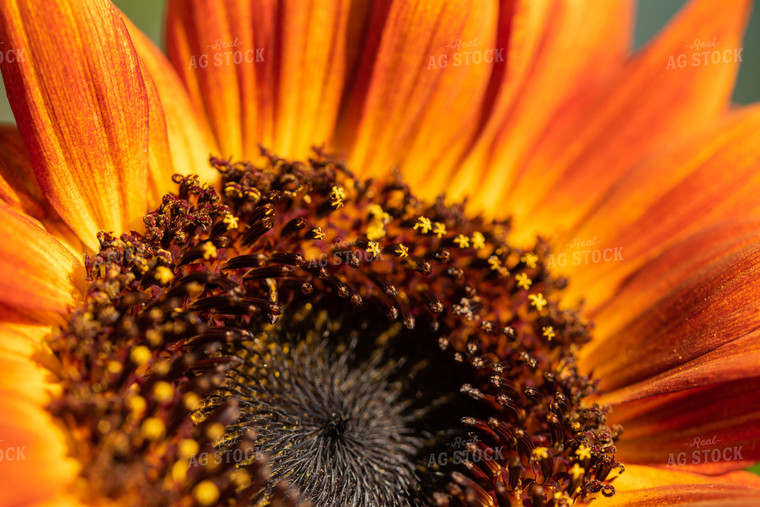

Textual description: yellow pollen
[529,293,548,311]
[130,346,152,366]
[575,445,592,461]
[521,253,539,268]
[453,234,470,248]
[433,222,447,238]
[542,326,555,341]
[193,481,220,506]
[153,381,175,403]
[207,422,226,442]
[231,469,252,488]
[183,392,202,411]
[395,244,409,259]
[146,329,163,347]
[222,213,239,229]
[178,438,200,459]
[413,216,432,234]
[366,241,381,258]
[154,265,174,285]
[488,256,501,270]
[311,227,325,240]
[106,360,123,374]
[201,242,218,260]
[141,417,166,440]
[471,231,485,250]
[532,447,549,460]
[569,463,585,479]
[127,395,147,415]
[330,185,346,208]
[515,273,532,290]
[171,460,188,482]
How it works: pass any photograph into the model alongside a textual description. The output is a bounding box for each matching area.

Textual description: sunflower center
[48,148,623,506]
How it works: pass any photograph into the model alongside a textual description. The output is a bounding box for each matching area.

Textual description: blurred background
[0,0,757,123]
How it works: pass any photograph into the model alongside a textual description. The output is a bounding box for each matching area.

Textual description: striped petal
[166,0,351,162]
[0,204,84,313]
[337,0,498,182]
[506,0,750,244]
[609,378,760,474]
[580,240,760,393]
[566,104,760,310]
[445,0,633,208]
[124,16,220,191]
[0,0,162,250]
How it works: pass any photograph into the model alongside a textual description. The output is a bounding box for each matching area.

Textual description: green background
[0,0,758,123]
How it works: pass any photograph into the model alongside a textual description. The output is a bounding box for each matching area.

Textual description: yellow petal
[591,465,760,506]
[0,203,84,313]
[0,0,153,250]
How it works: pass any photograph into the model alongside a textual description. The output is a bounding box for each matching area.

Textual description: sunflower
[1,0,759,505]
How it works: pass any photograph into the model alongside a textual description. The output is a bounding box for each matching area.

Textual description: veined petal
[448,0,633,209]
[124,16,220,190]
[0,125,87,255]
[337,0,497,181]
[0,203,84,313]
[590,219,760,341]
[592,465,760,506]
[506,0,750,244]
[580,241,760,393]
[0,0,152,251]
[0,124,45,218]
[566,104,760,311]
[166,0,351,162]
[608,378,760,474]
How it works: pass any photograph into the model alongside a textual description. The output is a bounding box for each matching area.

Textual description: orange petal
[608,378,760,474]
[0,203,84,313]
[591,465,760,506]
[580,240,760,393]
[0,0,152,250]
[124,15,220,191]
[0,125,89,255]
[337,0,498,183]
[166,0,351,162]
[566,104,760,311]
[0,124,46,218]
[0,392,80,506]
[447,0,633,209]
[505,0,750,244]
[589,219,760,341]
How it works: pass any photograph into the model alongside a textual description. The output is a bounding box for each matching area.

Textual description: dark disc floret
[48,147,623,507]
